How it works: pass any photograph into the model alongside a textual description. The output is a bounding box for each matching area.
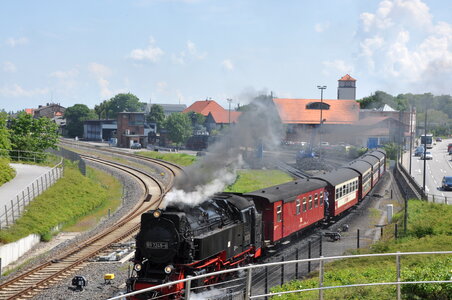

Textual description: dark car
[414,146,425,157]
[442,176,452,191]
[436,137,442,142]
[131,142,142,149]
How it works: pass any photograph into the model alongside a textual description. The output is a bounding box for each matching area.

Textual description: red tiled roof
[25,108,34,115]
[184,100,241,124]
[339,74,356,81]
[183,100,225,116]
[209,110,241,124]
[273,98,360,125]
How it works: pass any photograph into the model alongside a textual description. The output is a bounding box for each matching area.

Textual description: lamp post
[423,104,428,192]
[317,85,327,159]
[227,98,232,125]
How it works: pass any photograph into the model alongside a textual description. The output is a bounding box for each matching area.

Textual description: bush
[402,257,452,300]
[0,157,16,186]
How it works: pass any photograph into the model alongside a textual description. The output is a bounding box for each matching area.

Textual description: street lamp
[227,98,233,125]
[317,85,327,159]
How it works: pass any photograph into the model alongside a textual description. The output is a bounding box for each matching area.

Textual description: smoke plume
[162,94,283,208]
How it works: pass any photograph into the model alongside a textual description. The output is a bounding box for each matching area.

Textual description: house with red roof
[272,97,360,145]
[183,99,241,132]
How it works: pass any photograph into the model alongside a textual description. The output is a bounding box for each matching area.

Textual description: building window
[276,205,282,222]
[308,195,313,210]
[302,197,307,212]
[296,199,301,215]
[306,102,330,110]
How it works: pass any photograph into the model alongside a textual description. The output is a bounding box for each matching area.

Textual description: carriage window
[308,195,313,209]
[276,205,282,222]
[314,193,318,207]
[302,197,307,212]
[336,189,339,199]
[296,199,301,215]
[320,191,324,206]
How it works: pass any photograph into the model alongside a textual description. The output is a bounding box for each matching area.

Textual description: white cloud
[6,37,29,47]
[50,69,79,79]
[356,0,452,94]
[88,62,123,98]
[3,61,17,72]
[50,68,79,90]
[222,59,234,71]
[129,37,164,62]
[322,60,354,76]
[89,62,111,77]
[172,40,207,64]
[315,22,330,33]
[156,81,168,93]
[0,84,48,97]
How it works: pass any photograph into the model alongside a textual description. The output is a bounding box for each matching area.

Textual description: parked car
[448,143,452,152]
[449,149,452,155]
[420,151,432,160]
[436,137,442,142]
[131,142,142,149]
[442,176,452,191]
[414,146,425,156]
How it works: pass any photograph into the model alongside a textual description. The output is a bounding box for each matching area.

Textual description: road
[404,138,452,202]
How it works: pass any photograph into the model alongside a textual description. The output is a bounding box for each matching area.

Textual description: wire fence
[0,150,64,229]
[424,193,451,205]
[113,250,452,300]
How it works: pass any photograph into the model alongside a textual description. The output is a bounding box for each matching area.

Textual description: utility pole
[423,104,427,192]
[227,98,232,125]
[317,85,327,160]
[409,106,414,175]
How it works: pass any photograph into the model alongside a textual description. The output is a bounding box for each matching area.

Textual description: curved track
[0,153,181,299]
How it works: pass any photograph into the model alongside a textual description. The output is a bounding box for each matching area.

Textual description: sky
[1,0,451,112]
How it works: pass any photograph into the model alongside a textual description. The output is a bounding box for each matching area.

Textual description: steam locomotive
[126,150,386,299]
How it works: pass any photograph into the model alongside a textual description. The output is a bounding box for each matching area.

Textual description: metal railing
[0,150,64,229]
[424,192,451,205]
[109,251,452,300]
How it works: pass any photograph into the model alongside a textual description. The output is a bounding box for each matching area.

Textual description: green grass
[0,160,122,243]
[0,157,16,187]
[136,151,197,166]
[271,200,452,300]
[224,169,294,193]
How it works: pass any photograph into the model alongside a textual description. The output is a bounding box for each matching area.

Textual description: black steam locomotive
[127,150,386,299]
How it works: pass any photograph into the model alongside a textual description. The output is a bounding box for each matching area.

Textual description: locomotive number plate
[146,242,168,249]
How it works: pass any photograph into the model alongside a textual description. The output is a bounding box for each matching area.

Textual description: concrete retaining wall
[0,234,40,269]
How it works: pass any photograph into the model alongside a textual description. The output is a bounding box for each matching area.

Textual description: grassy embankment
[271,200,452,300]
[0,160,122,243]
[225,169,293,193]
[0,157,16,187]
[137,151,197,166]
[136,151,294,190]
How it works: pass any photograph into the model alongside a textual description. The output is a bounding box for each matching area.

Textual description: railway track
[0,154,182,300]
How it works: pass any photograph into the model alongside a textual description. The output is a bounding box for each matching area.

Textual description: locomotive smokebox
[137,211,184,264]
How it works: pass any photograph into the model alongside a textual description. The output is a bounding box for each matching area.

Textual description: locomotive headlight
[164,265,174,274]
[153,210,162,218]
[134,263,142,272]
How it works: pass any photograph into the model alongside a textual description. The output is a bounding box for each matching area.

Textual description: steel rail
[0,154,179,299]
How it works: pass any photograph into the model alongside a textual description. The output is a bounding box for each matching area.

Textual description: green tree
[94,100,110,119]
[146,104,166,132]
[64,104,97,138]
[186,111,206,129]
[9,112,59,158]
[164,113,192,146]
[106,93,142,118]
[0,111,11,153]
